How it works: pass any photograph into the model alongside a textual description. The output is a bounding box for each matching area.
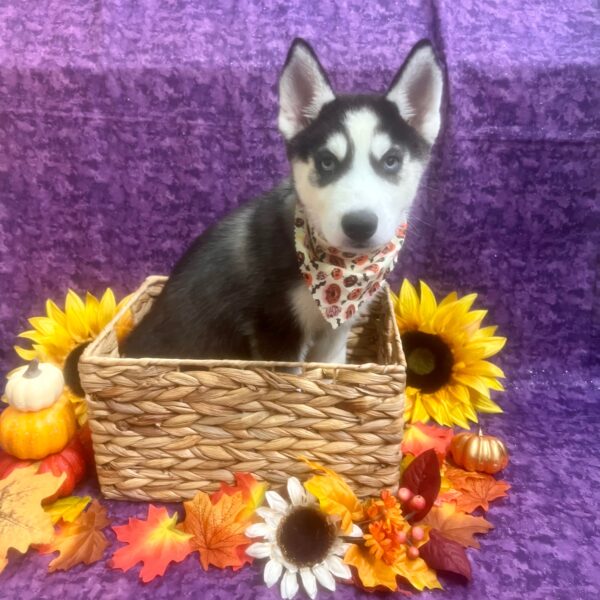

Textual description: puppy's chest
[289,283,328,343]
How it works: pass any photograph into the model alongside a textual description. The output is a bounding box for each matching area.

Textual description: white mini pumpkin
[4,360,65,412]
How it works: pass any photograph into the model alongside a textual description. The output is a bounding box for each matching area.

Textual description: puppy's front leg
[307,320,353,364]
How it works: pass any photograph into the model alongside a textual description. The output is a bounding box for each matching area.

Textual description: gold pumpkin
[5,359,64,412]
[450,429,509,474]
[0,394,77,459]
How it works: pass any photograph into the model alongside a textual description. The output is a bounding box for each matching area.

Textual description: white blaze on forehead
[343,109,380,159]
[325,132,348,161]
[371,132,393,160]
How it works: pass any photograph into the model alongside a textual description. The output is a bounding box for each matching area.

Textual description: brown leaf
[0,465,65,572]
[183,490,251,570]
[418,502,493,548]
[419,529,472,580]
[400,449,441,521]
[39,500,110,571]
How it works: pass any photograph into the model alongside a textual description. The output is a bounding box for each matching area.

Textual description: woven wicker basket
[79,276,406,502]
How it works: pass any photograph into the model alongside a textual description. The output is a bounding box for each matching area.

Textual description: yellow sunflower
[392,280,506,429]
[14,289,134,414]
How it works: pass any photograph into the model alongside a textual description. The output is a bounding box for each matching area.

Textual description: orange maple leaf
[418,502,493,548]
[39,500,110,571]
[402,423,454,462]
[210,472,268,523]
[444,466,489,486]
[111,505,193,582]
[445,467,510,513]
[0,465,65,573]
[183,490,251,570]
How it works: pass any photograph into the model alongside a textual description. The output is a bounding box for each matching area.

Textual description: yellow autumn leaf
[301,458,364,534]
[0,466,65,572]
[44,495,92,525]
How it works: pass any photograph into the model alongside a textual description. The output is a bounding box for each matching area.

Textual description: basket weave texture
[80,276,406,501]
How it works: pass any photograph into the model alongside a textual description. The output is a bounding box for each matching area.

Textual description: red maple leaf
[402,423,454,462]
[110,505,193,582]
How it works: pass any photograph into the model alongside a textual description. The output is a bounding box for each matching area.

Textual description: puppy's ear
[386,41,443,145]
[278,39,335,140]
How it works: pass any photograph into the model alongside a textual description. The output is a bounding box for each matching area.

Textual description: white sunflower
[246,477,361,600]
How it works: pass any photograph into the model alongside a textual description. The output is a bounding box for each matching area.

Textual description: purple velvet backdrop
[1,1,599,598]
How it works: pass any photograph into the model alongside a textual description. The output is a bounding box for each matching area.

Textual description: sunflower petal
[439,291,458,307]
[85,292,101,336]
[28,316,57,336]
[65,290,89,341]
[418,280,438,324]
[410,391,431,424]
[45,299,67,328]
[475,325,498,338]
[397,280,420,331]
[14,346,37,361]
[465,337,507,359]
[98,288,117,329]
[473,395,504,413]
[452,373,492,399]
[480,376,505,392]
[17,330,43,342]
[460,360,505,379]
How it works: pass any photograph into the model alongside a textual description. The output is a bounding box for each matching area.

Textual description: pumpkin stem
[478,427,484,437]
[24,359,41,379]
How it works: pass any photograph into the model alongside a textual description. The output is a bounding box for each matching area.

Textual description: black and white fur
[122,39,443,363]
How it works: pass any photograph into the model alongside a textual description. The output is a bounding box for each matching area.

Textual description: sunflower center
[401,331,453,394]
[276,506,335,567]
[407,347,436,375]
[63,341,92,397]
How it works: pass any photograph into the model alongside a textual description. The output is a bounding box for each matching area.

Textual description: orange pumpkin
[450,429,509,474]
[0,394,77,459]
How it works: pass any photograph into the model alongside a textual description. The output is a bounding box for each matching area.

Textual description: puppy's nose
[342,210,378,244]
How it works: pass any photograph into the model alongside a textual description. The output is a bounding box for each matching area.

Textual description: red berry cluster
[397,487,426,559]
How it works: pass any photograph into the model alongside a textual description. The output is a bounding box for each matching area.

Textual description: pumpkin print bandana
[294,202,407,329]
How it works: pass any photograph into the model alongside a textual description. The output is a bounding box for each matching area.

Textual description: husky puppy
[122,39,443,363]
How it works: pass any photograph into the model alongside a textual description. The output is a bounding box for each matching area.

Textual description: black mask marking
[286,95,430,165]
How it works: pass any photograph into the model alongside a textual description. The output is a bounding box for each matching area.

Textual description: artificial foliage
[40,500,110,572]
[0,427,511,596]
[183,491,253,571]
[0,467,65,572]
[0,281,512,596]
[44,495,92,525]
[111,505,193,582]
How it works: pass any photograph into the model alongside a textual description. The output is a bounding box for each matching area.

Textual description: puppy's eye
[317,153,337,172]
[382,153,402,173]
